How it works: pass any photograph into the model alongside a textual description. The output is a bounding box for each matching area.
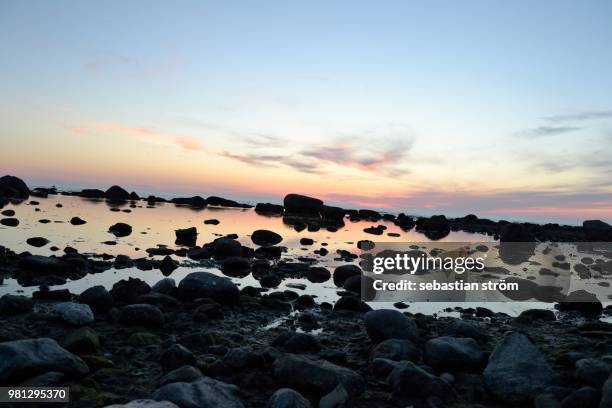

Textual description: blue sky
[1,1,612,223]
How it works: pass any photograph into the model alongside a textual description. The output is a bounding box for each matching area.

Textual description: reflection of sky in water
[1,196,609,316]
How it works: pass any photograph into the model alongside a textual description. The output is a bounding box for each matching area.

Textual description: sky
[1,0,612,224]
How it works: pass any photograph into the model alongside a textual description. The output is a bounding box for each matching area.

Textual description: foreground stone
[0,175,30,199]
[364,309,418,343]
[267,388,312,408]
[387,361,457,402]
[0,338,89,384]
[152,377,244,408]
[177,272,240,304]
[424,336,485,372]
[119,304,164,328]
[483,333,558,404]
[273,353,365,397]
[52,302,95,326]
[105,401,179,408]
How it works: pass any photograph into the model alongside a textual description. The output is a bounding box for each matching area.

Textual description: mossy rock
[62,327,100,354]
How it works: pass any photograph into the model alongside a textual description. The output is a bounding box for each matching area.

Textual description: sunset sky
[1,1,612,223]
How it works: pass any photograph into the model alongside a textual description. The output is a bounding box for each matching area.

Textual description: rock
[160,344,196,371]
[370,339,420,362]
[70,217,87,225]
[575,358,612,387]
[151,278,176,295]
[365,309,418,343]
[128,332,161,347]
[0,294,33,315]
[557,290,603,316]
[300,237,314,246]
[204,219,220,225]
[1,217,19,226]
[175,227,198,247]
[283,194,323,216]
[171,196,207,207]
[255,203,284,216]
[534,393,561,408]
[221,256,251,278]
[333,265,362,287]
[333,296,371,312]
[119,304,164,328]
[272,331,320,353]
[26,237,50,247]
[319,383,349,408]
[205,196,251,208]
[416,215,451,239]
[484,333,558,404]
[20,371,65,386]
[0,175,30,199]
[79,286,114,312]
[583,220,612,241]
[601,375,612,408]
[152,377,244,408]
[106,401,179,408]
[251,229,283,246]
[500,223,535,242]
[159,255,178,276]
[223,346,263,368]
[32,289,72,301]
[53,302,94,326]
[320,205,345,223]
[0,338,88,384]
[193,301,223,322]
[1,209,15,216]
[306,267,331,283]
[62,327,100,354]
[424,336,484,372]
[516,309,556,323]
[267,388,311,408]
[178,272,240,304]
[560,386,599,408]
[274,353,365,397]
[158,365,203,386]
[111,278,151,304]
[213,237,242,257]
[343,275,362,293]
[105,185,131,201]
[109,222,132,237]
[387,361,457,402]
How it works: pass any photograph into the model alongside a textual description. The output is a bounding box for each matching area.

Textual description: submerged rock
[283,194,323,216]
[109,223,133,237]
[251,229,283,246]
[175,227,198,247]
[26,237,50,247]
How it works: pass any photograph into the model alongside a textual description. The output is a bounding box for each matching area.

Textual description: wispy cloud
[516,125,581,138]
[218,151,284,167]
[543,110,612,123]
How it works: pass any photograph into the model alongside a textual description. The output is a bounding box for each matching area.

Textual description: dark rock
[160,344,195,371]
[110,278,151,304]
[0,175,30,199]
[500,223,535,242]
[575,358,612,388]
[255,203,284,215]
[152,377,244,408]
[516,309,556,324]
[193,301,223,322]
[424,336,484,372]
[1,209,15,216]
[204,219,220,225]
[221,256,251,278]
[306,267,331,283]
[205,196,251,208]
[583,220,612,241]
[365,309,418,342]
[79,286,113,312]
[283,194,323,216]
[223,346,263,368]
[32,289,71,301]
[601,375,612,408]
[333,265,362,287]
[267,388,311,408]
[171,196,207,207]
[159,255,178,276]
[177,272,240,304]
[319,383,349,408]
[333,296,371,312]
[557,290,603,316]
[342,275,362,293]
[387,361,457,402]
[78,189,105,198]
[175,227,198,247]
[26,237,50,247]
[213,237,242,257]
[62,327,99,354]
[272,331,320,353]
[158,365,203,387]
[105,185,131,201]
[483,333,558,404]
[300,237,314,246]
[370,339,420,362]
[0,217,19,226]
[119,304,164,328]
[151,278,176,295]
[70,217,87,225]
[108,223,132,237]
[52,302,94,326]
[560,386,599,408]
[0,338,88,384]
[251,229,283,246]
[0,294,33,315]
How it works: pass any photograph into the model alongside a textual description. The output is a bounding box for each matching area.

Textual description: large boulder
[273,353,365,397]
[105,401,179,408]
[109,222,133,237]
[333,265,362,287]
[0,175,30,199]
[601,375,612,408]
[365,309,418,343]
[483,333,558,404]
[0,294,33,315]
[370,339,420,362]
[0,338,88,384]
[267,388,311,408]
[424,336,484,372]
[119,304,164,328]
[158,366,203,387]
[52,302,95,326]
[105,185,131,201]
[283,194,323,216]
[175,227,198,247]
[152,376,244,408]
[255,203,284,216]
[177,272,240,304]
[251,230,283,246]
[583,220,612,241]
[79,285,114,312]
[111,278,151,304]
[213,237,242,257]
[387,361,456,402]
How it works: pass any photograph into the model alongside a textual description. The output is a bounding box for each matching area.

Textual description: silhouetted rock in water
[333,265,362,287]
[320,205,345,223]
[175,227,197,247]
[159,255,178,276]
[70,217,86,225]
[79,285,113,312]
[26,237,50,247]
[146,195,167,203]
[0,294,34,315]
[484,333,558,404]
[109,222,132,237]
[1,209,15,216]
[363,225,385,235]
[171,196,207,208]
[212,237,242,257]
[255,202,284,216]
[78,189,105,198]
[204,219,220,225]
[251,229,283,246]
[365,309,418,342]
[416,215,451,240]
[556,290,603,316]
[515,308,556,324]
[0,175,30,199]
[205,196,252,208]
[110,278,151,304]
[306,267,331,283]
[1,217,19,226]
[105,185,131,201]
[500,223,535,242]
[395,213,416,230]
[177,272,240,304]
[32,288,72,301]
[358,209,381,221]
[31,187,56,198]
[300,237,314,246]
[283,194,323,216]
[583,219,612,241]
[221,256,251,278]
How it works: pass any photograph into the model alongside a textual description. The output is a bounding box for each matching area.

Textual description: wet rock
[159,255,178,276]
[560,386,599,408]
[255,203,284,215]
[370,339,420,362]
[0,175,30,199]
[110,278,151,304]
[416,215,451,240]
[306,267,331,283]
[516,309,556,324]
[387,361,457,403]
[175,227,198,247]
[160,344,196,371]
[70,217,87,225]
[62,327,100,354]
[20,371,65,387]
[300,237,314,246]
[557,290,603,316]
[363,225,385,235]
[443,320,490,342]
[267,388,311,408]
[109,223,132,237]
[33,288,72,301]
[223,346,263,368]
[500,223,535,242]
[119,304,164,328]
[283,194,323,216]
[252,229,283,246]
[158,365,203,387]
[319,383,349,408]
[1,209,15,216]
[78,189,105,198]
[213,237,242,257]
[272,331,320,353]
[105,185,131,201]
[333,265,362,287]
[575,358,612,387]
[365,309,418,343]
[274,353,365,397]
[534,393,561,408]
[333,296,371,312]
[583,220,612,241]
[221,256,251,278]
[26,237,50,247]
[193,301,223,322]
[0,217,19,226]
[79,286,114,312]
[601,375,612,408]
[0,294,33,315]
[204,219,220,225]
[342,275,362,293]
[177,272,240,304]
[53,302,95,326]
[320,205,345,224]
[0,338,89,384]
[105,401,179,408]
[205,196,251,208]
[484,333,558,404]
[424,336,484,372]
[152,377,244,408]
[151,278,176,295]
